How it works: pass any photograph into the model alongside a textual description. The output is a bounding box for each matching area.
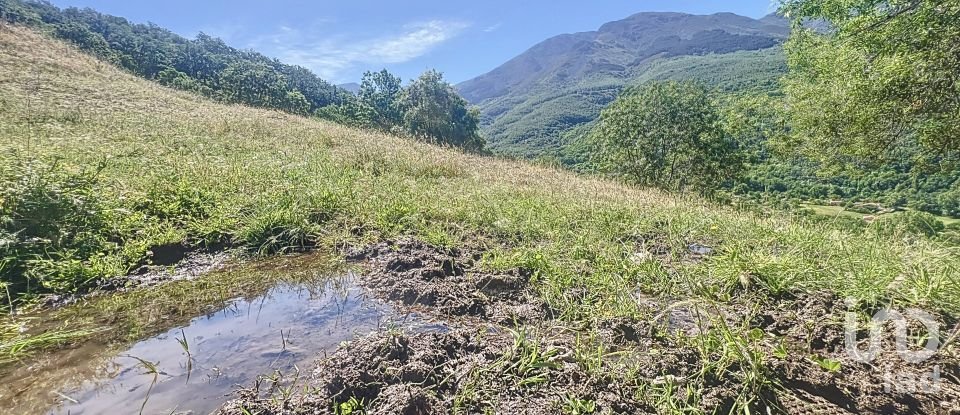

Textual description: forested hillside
[0,0,349,114]
[480,48,787,163]
[0,0,486,152]
[0,0,354,114]
[458,12,790,159]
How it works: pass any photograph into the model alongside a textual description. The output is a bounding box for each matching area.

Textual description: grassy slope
[2,21,959,335]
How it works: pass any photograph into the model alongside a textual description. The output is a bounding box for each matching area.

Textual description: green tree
[54,21,118,63]
[358,69,403,131]
[399,70,485,151]
[282,90,311,115]
[589,81,743,193]
[157,67,200,92]
[218,61,289,108]
[281,64,348,111]
[780,0,960,169]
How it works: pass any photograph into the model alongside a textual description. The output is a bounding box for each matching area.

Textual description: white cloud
[252,20,470,82]
[483,23,502,33]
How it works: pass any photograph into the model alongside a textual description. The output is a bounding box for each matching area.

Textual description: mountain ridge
[457,11,790,159]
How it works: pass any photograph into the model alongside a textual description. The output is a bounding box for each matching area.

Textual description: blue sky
[49,0,778,85]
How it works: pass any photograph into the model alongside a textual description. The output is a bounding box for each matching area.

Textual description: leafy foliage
[589,81,743,193]
[720,91,960,218]
[780,0,960,168]
[400,70,485,152]
[357,69,404,131]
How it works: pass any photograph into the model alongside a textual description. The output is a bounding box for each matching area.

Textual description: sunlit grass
[2,22,959,319]
[2,23,960,413]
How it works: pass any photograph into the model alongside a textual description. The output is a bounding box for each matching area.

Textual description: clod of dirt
[346,239,553,324]
[217,328,652,414]
[146,242,192,266]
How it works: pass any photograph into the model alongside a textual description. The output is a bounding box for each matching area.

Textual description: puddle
[3,273,433,415]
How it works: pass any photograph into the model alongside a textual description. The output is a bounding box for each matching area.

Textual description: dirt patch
[218,328,653,414]
[345,239,553,325]
[602,291,960,414]
[755,292,960,414]
[217,239,959,415]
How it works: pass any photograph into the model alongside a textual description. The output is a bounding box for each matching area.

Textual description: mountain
[338,82,361,94]
[458,12,791,160]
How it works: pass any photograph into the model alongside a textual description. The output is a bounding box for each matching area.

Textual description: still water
[5,274,430,414]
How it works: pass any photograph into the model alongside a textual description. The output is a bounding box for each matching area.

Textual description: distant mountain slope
[458,12,790,159]
[338,82,361,94]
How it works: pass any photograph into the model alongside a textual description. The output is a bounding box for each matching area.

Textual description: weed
[335,396,365,415]
[501,328,560,388]
[560,394,597,414]
[810,356,842,374]
[176,328,192,382]
[127,355,160,415]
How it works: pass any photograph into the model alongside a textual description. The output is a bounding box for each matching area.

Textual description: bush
[870,211,945,238]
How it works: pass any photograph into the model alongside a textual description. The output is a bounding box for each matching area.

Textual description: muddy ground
[38,243,233,308]
[218,239,960,414]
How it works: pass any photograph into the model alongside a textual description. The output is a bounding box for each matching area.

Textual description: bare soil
[345,239,554,325]
[218,239,960,414]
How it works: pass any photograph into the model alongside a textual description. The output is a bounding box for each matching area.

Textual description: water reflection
[19,273,423,414]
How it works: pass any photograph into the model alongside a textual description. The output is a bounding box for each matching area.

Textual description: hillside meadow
[2,23,959,413]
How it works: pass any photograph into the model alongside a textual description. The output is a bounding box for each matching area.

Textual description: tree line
[320,69,484,151]
[0,0,484,151]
